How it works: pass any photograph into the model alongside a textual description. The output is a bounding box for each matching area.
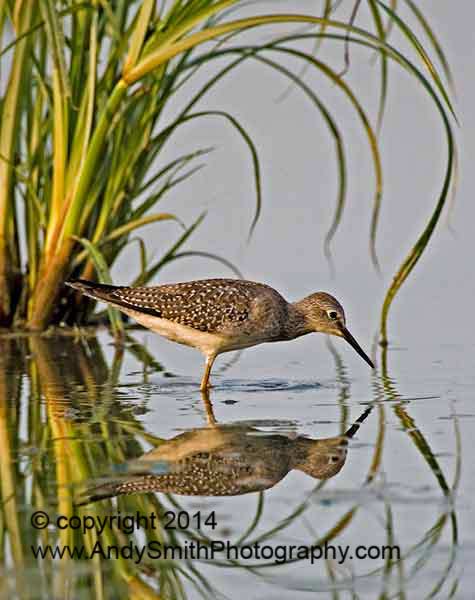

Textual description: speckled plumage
[109,279,284,335]
[80,420,360,502]
[80,408,372,503]
[66,277,374,389]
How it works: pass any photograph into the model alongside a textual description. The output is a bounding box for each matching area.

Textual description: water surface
[0,329,471,599]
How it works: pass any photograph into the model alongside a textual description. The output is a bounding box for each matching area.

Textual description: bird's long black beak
[340,326,374,369]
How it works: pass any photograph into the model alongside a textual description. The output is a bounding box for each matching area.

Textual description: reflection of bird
[66,278,374,390]
[80,407,372,503]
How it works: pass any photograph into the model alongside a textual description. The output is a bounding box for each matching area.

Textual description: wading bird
[66,278,374,390]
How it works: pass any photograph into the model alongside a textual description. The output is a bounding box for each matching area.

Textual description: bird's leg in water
[201,389,217,426]
[200,354,216,391]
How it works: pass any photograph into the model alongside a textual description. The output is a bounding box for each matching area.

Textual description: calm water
[0,327,472,599]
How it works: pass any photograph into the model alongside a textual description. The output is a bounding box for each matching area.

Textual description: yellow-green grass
[0,1,456,344]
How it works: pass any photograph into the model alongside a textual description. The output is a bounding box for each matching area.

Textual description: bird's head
[299,292,374,369]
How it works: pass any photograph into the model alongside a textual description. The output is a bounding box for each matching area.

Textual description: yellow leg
[200,389,217,426]
[200,355,216,391]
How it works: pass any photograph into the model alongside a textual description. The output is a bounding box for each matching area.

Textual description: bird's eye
[327,310,338,320]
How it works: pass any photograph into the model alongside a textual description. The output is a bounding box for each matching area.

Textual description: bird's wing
[73,278,280,334]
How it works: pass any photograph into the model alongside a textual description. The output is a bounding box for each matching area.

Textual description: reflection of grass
[0,334,462,598]
[0,338,26,592]
[326,337,351,433]
[369,344,461,597]
[30,337,158,596]
[0,336,180,597]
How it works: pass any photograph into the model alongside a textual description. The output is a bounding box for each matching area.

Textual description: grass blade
[73,237,124,338]
[102,213,184,245]
[403,0,456,96]
[367,0,388,132]
[132,212,206,286]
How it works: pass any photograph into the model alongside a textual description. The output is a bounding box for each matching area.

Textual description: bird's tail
[75,479,124,506]
[65,278,118,302]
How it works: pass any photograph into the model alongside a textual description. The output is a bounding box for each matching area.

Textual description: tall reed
[0,1,456,342]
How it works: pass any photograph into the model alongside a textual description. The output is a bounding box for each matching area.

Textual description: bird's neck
[283,301,313,340]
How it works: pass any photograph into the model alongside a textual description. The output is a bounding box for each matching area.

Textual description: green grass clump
[0,1,456,343]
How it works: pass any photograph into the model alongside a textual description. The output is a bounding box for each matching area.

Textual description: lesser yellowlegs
[80,406,372,502]
[66,278,374,390]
